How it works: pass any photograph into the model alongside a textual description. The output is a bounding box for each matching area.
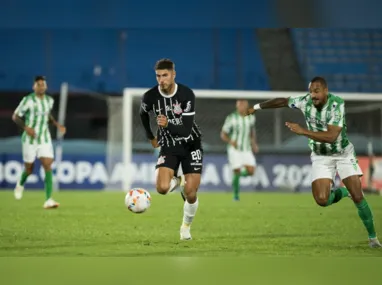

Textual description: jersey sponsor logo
[306,116,327,127]
[168,117,182,125]
[165,105,172,112]
[173,101,183,115]
[184,101,192,112]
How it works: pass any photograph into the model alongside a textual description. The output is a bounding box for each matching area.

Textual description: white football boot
[369,237,382,248]
[14,181,24,200]
[180,225,192,240]
[43,198,60,209]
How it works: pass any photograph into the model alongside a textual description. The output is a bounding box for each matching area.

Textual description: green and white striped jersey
[14,93,54,145]
[222,111,255,151]
[288,93,349,155]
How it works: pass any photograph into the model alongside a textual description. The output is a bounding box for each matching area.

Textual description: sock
[45,170,53,200]
[355,198,377,239]
[240,169,249,177]
[19,171,29,186]
[182,198,199,227]
[326,187,349,206]
[232,173,240,199]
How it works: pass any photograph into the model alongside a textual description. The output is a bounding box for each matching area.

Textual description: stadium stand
[291,28,382,92]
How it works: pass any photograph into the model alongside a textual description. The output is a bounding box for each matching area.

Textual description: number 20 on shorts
[191,150,202,161]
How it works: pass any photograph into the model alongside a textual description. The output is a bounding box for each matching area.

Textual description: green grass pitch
[0,190,381,257]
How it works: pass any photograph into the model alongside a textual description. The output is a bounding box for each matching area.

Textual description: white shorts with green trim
[310,143,363,182]
[22,142,54,163]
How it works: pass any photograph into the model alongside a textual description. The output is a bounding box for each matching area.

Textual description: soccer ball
[125,188,152,213]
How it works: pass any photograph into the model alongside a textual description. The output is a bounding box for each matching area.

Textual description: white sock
[182,198,199,226]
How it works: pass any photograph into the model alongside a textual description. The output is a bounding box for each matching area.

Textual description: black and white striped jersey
[139,83,202,153]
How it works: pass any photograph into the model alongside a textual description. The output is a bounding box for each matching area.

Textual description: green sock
[232,173,240,199]
[240,169,249,177]
[19,171,29,186]
[326,187,349,206]
[355,198,377,239]
[45,170,53,200]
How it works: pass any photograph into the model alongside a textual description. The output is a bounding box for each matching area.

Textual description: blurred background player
[221,99,259,201]
[247,76,381,248]
[12,76,66,209]
[139,59,203,240]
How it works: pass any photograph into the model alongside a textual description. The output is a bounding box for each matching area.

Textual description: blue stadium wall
[0,0,274,92]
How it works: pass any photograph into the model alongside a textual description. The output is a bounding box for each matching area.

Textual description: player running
[221,99,259,201]
[246,76,381,248]
[139,59,203,240]
[12,76,66,209]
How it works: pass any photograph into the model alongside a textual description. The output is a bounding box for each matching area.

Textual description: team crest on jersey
[157,155,166,165]
[173,101,183,115]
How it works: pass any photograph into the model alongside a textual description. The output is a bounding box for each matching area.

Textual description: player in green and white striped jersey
[221,99,259,201]
[246,77,380,248]
[12,76,66,209]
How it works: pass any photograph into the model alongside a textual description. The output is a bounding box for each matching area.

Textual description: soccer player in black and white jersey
[139,59,203,240]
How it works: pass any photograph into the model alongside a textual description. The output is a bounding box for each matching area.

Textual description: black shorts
[155,142,203,174]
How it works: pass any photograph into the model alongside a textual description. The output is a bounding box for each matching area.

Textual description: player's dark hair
[310,76,327,88]
[34,75,46,82]
[155,59,175,70]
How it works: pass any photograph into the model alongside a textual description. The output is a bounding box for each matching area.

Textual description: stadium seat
[291,28,382,92]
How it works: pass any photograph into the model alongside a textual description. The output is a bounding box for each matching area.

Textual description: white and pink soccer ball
[125,188,152,213]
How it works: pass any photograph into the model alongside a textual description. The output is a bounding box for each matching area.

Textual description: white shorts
[310,143,363,182]
[228,147,256,170]
[22,142,54,163]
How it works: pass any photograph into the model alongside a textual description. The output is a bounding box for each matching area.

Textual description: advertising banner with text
[0,154,377,192]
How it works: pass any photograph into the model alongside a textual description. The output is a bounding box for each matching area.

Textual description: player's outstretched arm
[247,98,289,115]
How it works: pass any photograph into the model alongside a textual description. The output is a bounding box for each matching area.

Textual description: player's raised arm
[247,97,289,115]
[139,93,155,140]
